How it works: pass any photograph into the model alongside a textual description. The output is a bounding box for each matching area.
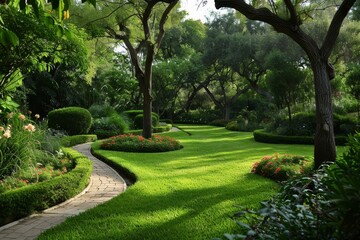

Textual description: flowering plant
[100,134,182,152]
[251,153,312,182]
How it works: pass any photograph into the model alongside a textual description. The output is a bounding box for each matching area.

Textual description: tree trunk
[142,44,155,139]
[312,60,336,169]
[224,104,231,121]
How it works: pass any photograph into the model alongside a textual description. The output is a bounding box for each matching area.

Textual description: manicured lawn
[39,125,316,240]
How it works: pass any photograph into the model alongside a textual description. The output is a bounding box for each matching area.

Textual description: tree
[103,0,179,139]
[214,0,357,169]
[266,50,307,130]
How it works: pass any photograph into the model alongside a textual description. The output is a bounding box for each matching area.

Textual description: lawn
[39,125,316,240]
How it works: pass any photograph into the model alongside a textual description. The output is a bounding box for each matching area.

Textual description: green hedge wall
[60,135,97,147]
[253,129,348,146]
[0,148,92,226]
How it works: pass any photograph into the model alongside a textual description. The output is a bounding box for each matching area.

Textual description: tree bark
[143,43,155,139]
[311,59,336,169]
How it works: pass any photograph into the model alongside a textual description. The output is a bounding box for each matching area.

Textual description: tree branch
[156,0,179,49]
[321,0,356,59]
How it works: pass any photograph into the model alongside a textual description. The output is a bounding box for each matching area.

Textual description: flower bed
[100,134,182,152]
[251,153,312,182]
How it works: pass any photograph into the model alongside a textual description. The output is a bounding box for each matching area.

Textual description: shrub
[122,110,159,129]
[219,133,360,240]
[253,129,348,146]
[48,107,92,136]
[209,119,229,127]
[100,134,182,152]
[153,124,172,133]
[265,111,357,136]
[251,153,312,182]
[133,114,159,129]
[174,109,221,124]
[88,104,117,119]
[0,148,92,226]
[92,114,128,139]
[226,121,240,131]
[60,135,97,147]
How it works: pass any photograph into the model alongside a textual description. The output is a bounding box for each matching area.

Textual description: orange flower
[18,114,26,120]
[23,123,36,132]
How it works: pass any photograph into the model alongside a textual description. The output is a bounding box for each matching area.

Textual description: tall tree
[105,0,179,138]
[214,0,357,169]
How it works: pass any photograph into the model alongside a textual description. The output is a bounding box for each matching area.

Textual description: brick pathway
[0,142,127,240]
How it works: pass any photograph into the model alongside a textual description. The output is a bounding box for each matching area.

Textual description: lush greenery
[100,134,182,153]
[0,147,92,226]
[48,107,92,136]
[251,154,312,182]
[223,133,360,240]
[253,129,348,146]
[38,125,320,240]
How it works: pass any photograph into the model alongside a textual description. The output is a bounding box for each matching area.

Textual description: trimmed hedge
[253,129,348,146]
[133,114,159,129]
[153,124,172,133]
[60,135,97,147]
[0,148,92,226]
[92,115,128,139]
[48,107,92,136]
[122,110,159,122]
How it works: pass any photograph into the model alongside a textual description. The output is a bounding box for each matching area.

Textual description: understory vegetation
[223,133,360,240]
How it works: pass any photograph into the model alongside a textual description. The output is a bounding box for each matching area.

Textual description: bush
[253,129,348,146]
[153,124,172,133]
[88,104,117,119]
[174,109,221,124]
[219,133,360,240]
[133,114,159,130]
[48,107,92,136]
[122,110,159,129]
[209,119,229,127]
[265,111,357,136]
[100,134,182,152]
[226,121,240,131]
[91,114,128,139]
[60,135,97,147]
[251,153,312,182]
[0,148,92,226]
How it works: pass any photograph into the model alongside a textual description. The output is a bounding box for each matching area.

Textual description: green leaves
[82,0,96,8]
[0,27,19,47]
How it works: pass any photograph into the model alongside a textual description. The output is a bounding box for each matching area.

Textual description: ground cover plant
[38,125,324,240]
[100,134,182,152]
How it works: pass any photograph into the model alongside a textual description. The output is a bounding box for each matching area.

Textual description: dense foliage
[221,133,360,240]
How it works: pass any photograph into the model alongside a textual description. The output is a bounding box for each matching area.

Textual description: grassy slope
[39,125,316,240]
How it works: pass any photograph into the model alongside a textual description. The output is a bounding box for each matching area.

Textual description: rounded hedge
[92,114,129,139]
[48,107,92,136]
[133,114,159,129]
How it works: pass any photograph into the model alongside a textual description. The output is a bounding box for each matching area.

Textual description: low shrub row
[153,124,172,133]
[60,135,97,147]
[100,134,182,152]
[0,148,92,226]
[253,129,348,146]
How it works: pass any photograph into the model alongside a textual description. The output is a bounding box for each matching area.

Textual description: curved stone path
[0,142,127,240]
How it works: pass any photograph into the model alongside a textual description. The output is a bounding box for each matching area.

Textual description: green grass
[39,125,319,240]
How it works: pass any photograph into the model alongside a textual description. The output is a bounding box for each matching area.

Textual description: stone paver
[0,142,126,240]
